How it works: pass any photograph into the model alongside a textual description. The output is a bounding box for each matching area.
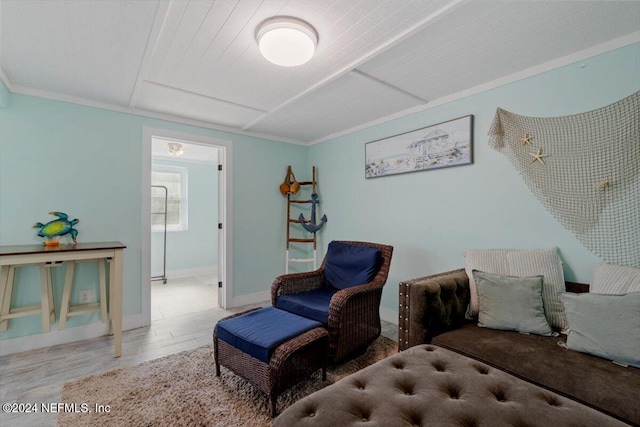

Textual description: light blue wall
[0,94,306,339]
[309,43,640,313]
[151,158,218,276]
[0,78,9,108]
[1,43,637,340]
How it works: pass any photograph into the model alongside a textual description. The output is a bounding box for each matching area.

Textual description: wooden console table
[0,241,126,357]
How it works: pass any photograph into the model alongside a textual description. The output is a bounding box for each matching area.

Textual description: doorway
[150,138,220,319]
[141,127,233,327]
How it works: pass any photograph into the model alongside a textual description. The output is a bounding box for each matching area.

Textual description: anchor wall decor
[284,166,327,273]
[299,193,327,233]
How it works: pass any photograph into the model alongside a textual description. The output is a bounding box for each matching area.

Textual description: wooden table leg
[0,266,8,324]
[99,259,108,323]
[58,261,75,330]
[46,264,55,325]
[0,266,13,331]
[110,250,123,357]
[39,265,51,333]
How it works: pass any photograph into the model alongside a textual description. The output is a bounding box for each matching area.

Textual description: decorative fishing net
[488,91,639,267]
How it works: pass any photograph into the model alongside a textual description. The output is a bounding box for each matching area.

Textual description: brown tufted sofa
[275,269,640,426]
[398,269,640,426]
[274,344,628,426]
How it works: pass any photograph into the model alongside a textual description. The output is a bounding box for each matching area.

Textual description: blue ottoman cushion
[216,307,323,363]
[275,288,335,325]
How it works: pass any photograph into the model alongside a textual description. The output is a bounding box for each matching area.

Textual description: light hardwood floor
[0,276,398,427]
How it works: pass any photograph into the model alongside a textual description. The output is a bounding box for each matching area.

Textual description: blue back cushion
[216,307,322,363]
[324,241,382,290]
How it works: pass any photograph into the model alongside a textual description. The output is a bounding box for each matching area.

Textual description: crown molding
[307,31,640,146]
[8,83,306,146]
[3,29,638,147]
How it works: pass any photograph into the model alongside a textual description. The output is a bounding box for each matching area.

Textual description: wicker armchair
[271,240,393,363]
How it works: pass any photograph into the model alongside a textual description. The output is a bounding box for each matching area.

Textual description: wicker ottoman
[213,307,329,416]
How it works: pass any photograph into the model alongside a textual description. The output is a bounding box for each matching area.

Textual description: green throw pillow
[474,270,553,336]
[561,292,640,368]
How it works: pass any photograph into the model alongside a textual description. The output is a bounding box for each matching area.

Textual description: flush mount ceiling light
[256,16,318,67]
[167,142,184,156]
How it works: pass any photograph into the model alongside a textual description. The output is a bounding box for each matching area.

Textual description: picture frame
[365,115,473,178]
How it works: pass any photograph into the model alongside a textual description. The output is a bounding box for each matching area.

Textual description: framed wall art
[365,115,473,178]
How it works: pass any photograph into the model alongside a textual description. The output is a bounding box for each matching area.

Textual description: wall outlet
[79,289,94,304]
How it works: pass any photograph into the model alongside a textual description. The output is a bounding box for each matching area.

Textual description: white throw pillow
[464,247,566,330]
[591,263,640,294]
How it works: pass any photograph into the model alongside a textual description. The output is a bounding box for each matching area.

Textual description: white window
[152,165,188,232]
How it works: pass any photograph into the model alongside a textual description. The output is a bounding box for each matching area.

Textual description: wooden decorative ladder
[286,166,318,273]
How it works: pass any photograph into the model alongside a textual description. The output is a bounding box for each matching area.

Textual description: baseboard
[232,291,270,308]
[152,266,218,280]
[0,301,396,355]
[124,313,147,330]
[0,313,145,356]
[380,307,398,324]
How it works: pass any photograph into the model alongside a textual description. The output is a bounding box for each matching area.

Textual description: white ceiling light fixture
[167,142,184,156]
[256,16,318,67]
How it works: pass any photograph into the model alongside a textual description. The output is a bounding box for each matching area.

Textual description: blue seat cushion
[216,307,322,363]
[275,289,335,325]
[324,241,382,290]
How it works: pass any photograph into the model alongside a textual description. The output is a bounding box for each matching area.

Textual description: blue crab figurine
[33,212,79,244]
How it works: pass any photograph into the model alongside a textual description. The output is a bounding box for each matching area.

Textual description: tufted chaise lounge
[397,269,640,425]
[274,344,628,426]
[276,268,640,426]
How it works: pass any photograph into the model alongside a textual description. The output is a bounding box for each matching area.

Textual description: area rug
[58,337,397,426]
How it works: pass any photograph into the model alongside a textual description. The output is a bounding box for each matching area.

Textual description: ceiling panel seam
[128,0,172,108]
[196,0,244,66]
[240,0,466,132]
[143,80,268,113]
[350,69,429,104]
[212,0,266,66]
[153,1,193,76]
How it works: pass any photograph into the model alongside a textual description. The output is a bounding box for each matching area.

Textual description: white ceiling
[1,0,639,145]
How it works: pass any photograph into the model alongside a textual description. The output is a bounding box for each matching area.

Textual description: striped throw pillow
[591,264,640,294]
[465,247,566,330]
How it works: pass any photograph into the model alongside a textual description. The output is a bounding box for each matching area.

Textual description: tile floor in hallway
[151,274,220,321]
[0,276,398,426]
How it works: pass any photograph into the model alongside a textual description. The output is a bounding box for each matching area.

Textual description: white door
[217,148,225,308]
